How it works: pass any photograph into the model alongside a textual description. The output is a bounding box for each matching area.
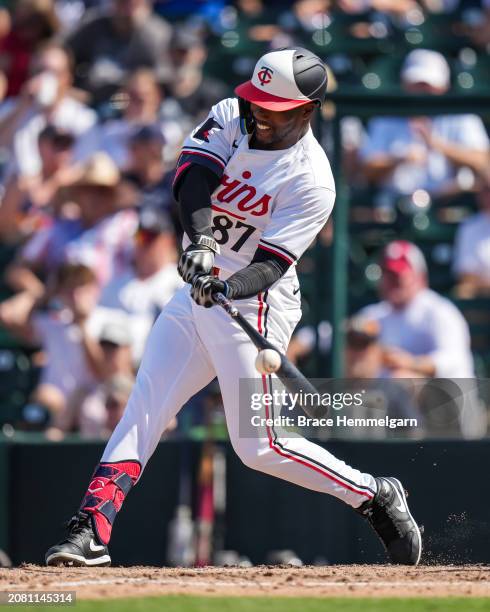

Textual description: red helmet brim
[234,81,313,112]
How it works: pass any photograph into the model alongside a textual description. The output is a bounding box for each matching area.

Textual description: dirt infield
[1,565,489,599]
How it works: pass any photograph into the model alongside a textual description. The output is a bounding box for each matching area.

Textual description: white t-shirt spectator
[76,386,109,439]
[98,263,183,362]
[359,288,474,377]
[453,212,490,281]
[32,305,130,432]
[0,96,97,178]
[360,115,489,196]
[32,306,109,398]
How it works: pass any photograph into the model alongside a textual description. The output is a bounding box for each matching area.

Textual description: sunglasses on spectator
[40,126,75,150]
[47,134,75,150]
[135,228,160,246]
[100,340,121,350]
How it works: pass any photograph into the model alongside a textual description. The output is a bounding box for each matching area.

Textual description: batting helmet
[235,47,328,112]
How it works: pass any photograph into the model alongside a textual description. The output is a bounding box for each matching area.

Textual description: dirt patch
[1,565,489,599]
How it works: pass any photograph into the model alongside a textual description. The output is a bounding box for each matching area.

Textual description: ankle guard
[80,461,141,545]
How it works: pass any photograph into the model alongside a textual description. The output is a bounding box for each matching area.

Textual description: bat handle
[215,292,238,317]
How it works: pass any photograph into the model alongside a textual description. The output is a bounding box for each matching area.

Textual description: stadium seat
[390,9,467,53]
[0,349,40,426]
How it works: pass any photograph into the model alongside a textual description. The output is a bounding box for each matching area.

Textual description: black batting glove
[177,235,220,284]
[191,274,229,308]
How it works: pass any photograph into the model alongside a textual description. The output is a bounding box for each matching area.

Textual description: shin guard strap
[113,472,133,496]
[96,500,117,524]
[83,495,117,525]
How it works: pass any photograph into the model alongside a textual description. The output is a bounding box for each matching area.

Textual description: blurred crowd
[0,0,489,440]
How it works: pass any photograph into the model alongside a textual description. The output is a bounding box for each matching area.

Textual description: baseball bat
[215,292,326,420]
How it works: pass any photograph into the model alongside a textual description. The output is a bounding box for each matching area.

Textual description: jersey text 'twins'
[215,171,271,217]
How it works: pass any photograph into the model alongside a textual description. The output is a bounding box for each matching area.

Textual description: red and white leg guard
[80,461,141,545]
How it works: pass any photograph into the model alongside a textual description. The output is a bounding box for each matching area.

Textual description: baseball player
[46,48,422,567]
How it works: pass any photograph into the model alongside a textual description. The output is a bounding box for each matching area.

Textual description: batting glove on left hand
[178,244,214,284]
[177,235,220,284]
[191,274,229,308]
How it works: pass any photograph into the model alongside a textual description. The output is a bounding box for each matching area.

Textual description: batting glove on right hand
[191,274,229,308]
[178,236,219,284]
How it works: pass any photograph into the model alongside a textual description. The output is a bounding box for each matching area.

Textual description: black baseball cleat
[45,511,111,567]
[357,476,422,565]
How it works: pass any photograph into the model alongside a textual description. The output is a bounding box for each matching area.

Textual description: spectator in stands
[80,370,176,439]
[0,42,96,181]
[0,263,115,426]
[459,0,490,49]
[65,0,173,104]
[74,322,135,437]
[279,0,332,35]
[360,49,489,206]
[0,124,78,242]
[359,240,474,378]
[286,321,332,366]
[0,0,60,98]
[4,152,137,302]
[54,1,111,33]
[339,0,421,17]
[80,69,183,169]
[345,316,382,378]
[100,374,135,437]
[167,27,228,123]
[342,315,423,437]
[98,207,183,363]
[122,124,178,229]
[453,177,490,297]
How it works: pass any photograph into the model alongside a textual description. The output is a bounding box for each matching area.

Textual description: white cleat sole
[46,552,111,567]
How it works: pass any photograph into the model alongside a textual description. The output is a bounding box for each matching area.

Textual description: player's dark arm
[175,163,222,282]
[191,249,291,308]
[226,248,291,299]
[176,164,220,243]
[191,247,291,307]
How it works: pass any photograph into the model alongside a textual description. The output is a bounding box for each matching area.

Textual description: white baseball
[255,349,281,374]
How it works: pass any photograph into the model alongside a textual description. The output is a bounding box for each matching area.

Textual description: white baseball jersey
[101,98,377,510]
[174,98,336,280]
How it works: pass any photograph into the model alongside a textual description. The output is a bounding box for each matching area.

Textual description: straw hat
[70,152,120,190]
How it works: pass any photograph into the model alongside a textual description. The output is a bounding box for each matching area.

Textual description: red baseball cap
[234,47,328,112]
[381,241,427,275]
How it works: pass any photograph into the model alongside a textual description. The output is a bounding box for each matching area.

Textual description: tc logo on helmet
[257,66,274,86]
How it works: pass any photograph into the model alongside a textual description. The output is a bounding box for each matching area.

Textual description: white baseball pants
[102,285,376,508]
